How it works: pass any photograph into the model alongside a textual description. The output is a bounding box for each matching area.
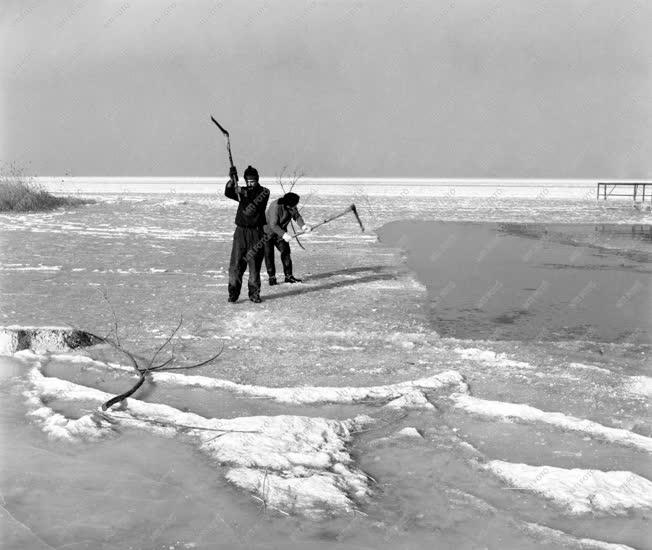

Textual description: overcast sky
[1,0,650,177]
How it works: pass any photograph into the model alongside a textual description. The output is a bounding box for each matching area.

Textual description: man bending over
[263,192,310,285]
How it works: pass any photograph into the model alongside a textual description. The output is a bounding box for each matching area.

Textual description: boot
[268,276,277,286]
[285,275,302,283]
[249,295,262,303]
[228,294,238,303]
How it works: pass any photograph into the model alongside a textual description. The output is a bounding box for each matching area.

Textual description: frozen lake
[1,184,650,549]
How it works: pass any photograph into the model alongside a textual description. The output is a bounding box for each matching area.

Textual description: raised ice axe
[291,204,365,237]
[210,116,239,193]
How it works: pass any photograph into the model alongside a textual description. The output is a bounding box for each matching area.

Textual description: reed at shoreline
[1,169,90,212]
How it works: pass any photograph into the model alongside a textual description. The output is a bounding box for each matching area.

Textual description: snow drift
[487,460,652,515]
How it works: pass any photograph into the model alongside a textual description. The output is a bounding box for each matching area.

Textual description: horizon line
[33,176,652,182]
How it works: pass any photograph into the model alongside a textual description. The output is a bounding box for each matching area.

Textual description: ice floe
[85,358,467,406]
[14,350,472,516]
[20,355,373,517]
[451,393,652,453]
[486,460,652,515]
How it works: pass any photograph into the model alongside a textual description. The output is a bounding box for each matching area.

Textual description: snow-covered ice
[625,376,652,398]
[1,185,649,549]
[454,347,535,369]
[21,352,374,518]
[81,357,466,406]
[487,460,652,515]
[451,393,652,453]
[568,362,613,375]
[393,427,423,439]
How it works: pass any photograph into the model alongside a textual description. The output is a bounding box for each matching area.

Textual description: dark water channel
[378,221,652,344]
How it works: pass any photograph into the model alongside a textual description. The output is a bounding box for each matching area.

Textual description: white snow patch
[21,358,373,517]
[520,521,636,550]
[394,427,423,439]
[355,279,419,291]
[454,347,533,369]
[160,199,188,206]
[149,368,467,405]
[0,332,15,355]
[624,375,652,398]
[568,362,612,374]
[451,393,652,454]
[486,460,652,515]
[383,390,435,410]
[50,353,103,365]
[226,467,367,516]
[84,357,467,406]
[3,324,74,331]
[0,264,61,271]
[385,332,427,348]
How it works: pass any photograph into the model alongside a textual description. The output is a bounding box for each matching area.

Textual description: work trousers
[228,226,265,300]
[263,233,293,279]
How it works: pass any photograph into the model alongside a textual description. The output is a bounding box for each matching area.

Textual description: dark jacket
[225,180,270,228]
[264,199,305,237]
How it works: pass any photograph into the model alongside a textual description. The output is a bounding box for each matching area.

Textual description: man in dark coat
[263,192,311,285]
[225,165,270,303]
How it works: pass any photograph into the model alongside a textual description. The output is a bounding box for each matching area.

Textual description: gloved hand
[302,224,311,233]
[282,233,292,243]
[229,166,238,183]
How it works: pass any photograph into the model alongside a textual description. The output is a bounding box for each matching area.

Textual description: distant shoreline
[31,177,652,201]
[36,177,645,185]
[33,176,605,199]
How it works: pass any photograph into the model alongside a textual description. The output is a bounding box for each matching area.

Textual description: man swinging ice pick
[263,192,311,285]
[225,165,270,303]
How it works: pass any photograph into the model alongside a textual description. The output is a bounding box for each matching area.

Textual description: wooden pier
[597,182,651,202]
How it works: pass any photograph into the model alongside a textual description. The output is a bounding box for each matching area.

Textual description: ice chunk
[394,427,423,439]
[154,368,468,405]
[383,390,434,410]
[225,467,367,518]
[74,355,468,405]
[451,393,652,453]
[487,460,652,515]
[0,327,99,354]
[22,361,372,517]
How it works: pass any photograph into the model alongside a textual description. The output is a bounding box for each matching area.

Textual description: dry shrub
[0,165,90,212]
